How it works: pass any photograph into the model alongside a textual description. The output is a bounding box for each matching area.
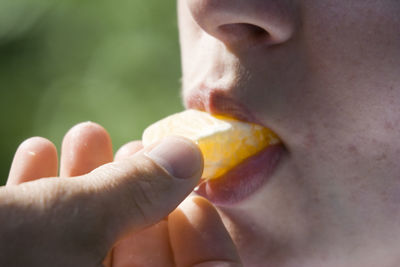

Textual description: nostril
[219,23,268,37]
[217,23,270,47]
[185,0,298,51]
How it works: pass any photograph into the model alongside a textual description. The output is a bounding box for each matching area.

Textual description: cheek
[274,1,400,188]
[291,109,400,211]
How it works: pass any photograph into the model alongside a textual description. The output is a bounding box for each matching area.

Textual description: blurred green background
[0,0,183,185]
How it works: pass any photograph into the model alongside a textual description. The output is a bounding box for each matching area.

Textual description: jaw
[212,141,400,267]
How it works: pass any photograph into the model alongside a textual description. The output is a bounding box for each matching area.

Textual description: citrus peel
[142,109,280,180]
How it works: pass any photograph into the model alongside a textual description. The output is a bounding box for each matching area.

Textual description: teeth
[142,109,280,180]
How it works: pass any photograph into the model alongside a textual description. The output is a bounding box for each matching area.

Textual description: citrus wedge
[142,109,280,180]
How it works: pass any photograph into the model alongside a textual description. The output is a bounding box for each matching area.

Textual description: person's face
[178,0,400,266]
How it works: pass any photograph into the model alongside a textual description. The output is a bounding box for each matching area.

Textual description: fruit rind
[142,110,280,180]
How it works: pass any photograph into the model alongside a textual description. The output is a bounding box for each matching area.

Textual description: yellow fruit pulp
[142,109,280,180]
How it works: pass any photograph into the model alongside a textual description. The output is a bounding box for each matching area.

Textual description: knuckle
[114,156,174,224]
[84,155,176,240]
[119,160,171,224]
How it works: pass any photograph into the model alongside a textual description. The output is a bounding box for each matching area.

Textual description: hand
[112,140,242,267]
[2,122,242,267]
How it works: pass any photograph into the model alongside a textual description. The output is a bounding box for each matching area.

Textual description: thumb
[86,136,203,241]
[0,136,203,265]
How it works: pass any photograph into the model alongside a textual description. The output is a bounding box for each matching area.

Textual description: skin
[179,0,400,266]
[1,123,241,266]
[3,0,400,266]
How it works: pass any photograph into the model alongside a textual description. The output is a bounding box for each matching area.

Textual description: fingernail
[145,137,203,179]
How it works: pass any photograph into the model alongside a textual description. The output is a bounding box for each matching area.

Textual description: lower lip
[194,144,285,206]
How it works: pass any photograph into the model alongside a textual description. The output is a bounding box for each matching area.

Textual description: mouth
[185,88,286,206]
[195,143,284,206]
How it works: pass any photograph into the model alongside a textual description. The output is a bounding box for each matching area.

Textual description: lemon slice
[142,109,280,180]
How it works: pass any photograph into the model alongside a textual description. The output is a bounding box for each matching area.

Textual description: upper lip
[184,85,264,126]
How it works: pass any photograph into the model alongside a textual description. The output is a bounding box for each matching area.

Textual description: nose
[185,0,298,49]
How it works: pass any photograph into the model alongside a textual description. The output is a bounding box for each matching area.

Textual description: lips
[194,143,284,205]
[184,87,285,205]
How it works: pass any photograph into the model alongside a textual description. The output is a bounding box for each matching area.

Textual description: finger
[114,141,143,161]
[0,136,203,264]
[112,220,174,267]
[7,137,58,186]
[60,122,113,177]
[169,197,242,267]
[86,136,203,242]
